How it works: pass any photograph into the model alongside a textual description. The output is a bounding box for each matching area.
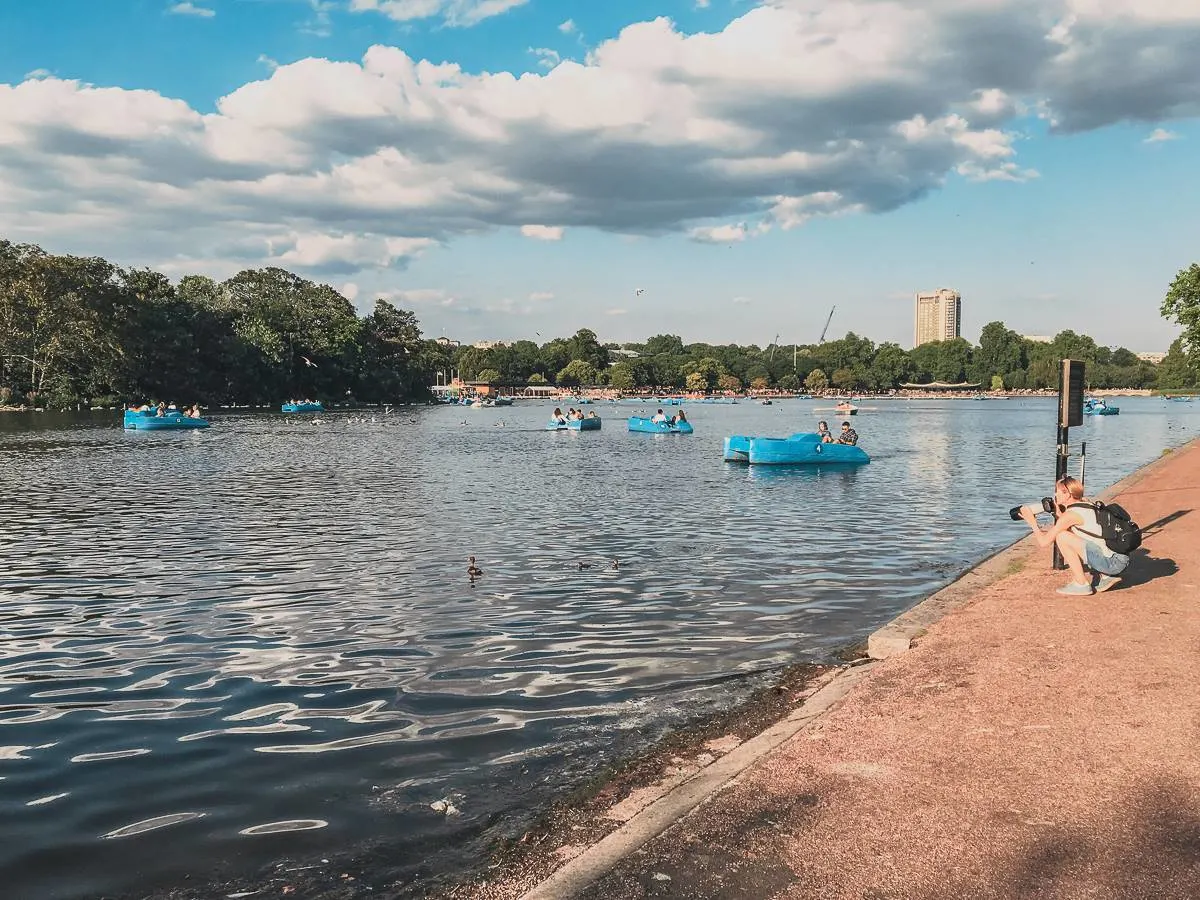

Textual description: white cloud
[605,308,628,316]
[732,296,751,305]
[3,0,1200,304]
[527,47,561,70]
[520,225,565,241]
[528,291,554,301]
[558,19,576,34]
[24,69,53,80]
[168,2,215,17]
[257,54,280,71]
[1144,127,1179,143]
[350,0,529,27]
[695,0,711,7]
[690,222,760,244]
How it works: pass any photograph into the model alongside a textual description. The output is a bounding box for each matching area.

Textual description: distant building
[435,337,460,347]
[1136,352,1166,364]
[609,348,641,360]
[1021,335,1053,344]
[472,340,511,350]
[913,289,961,347]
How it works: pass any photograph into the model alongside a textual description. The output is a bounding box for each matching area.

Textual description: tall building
[913,288,962,347]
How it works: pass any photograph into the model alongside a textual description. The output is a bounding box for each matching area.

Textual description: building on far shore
[472,340,511,350]
[1021,334,1053,344]
[1137,351,1167,364]
[914,288,961,347]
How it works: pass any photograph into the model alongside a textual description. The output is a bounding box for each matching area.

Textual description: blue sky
[1,0,1197,352]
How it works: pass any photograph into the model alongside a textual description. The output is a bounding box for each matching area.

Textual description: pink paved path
[576,439,1200,900]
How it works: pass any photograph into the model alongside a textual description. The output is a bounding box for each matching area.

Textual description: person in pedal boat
[1018,476,1131,596]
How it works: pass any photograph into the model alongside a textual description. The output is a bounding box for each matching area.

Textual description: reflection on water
[0,398,1195,898]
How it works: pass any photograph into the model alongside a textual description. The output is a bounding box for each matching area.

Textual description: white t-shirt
[1069,504,1117,558]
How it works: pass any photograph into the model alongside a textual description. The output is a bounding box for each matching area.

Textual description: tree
[778,373,801,392]
[830,367,857,391]
[1163,263,1200,370]
[718,373,742,392]
[527,373,548,384]
[750,375,770,391]
[804,368,829,392]
[357,301,429,401]
[556,359,598,386]
[1157,337,1199,390]
[991,374,1005,391]
[685,371,708,392]
[567,328,610,372]
[645,334,685,356]
[869,342,913,389]
[974,322,1025,382]
[475,368,501,383]
[608,362,636,391]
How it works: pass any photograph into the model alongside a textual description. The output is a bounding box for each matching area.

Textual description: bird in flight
[635,289,645,297]
[301,356,318,368]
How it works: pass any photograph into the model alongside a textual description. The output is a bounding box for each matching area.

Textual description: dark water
[0,397,1196,898]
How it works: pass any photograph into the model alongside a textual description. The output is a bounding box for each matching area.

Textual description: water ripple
[0,400,1195,898]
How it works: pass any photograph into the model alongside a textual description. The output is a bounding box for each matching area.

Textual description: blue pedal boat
[1083,398,1119,416]
[548,417,602,431]
[724,431,868,465]
[628,416,693,434]
[124,409,209,430]
[282,401,324,413]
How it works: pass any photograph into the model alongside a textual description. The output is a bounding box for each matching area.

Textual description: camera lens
[1041,497,1056,514]
[1009,506,1023,521]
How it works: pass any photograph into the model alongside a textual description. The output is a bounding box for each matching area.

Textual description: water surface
[0,397,1195,898]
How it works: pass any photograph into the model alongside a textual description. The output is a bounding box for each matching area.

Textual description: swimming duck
[467,556,483,578]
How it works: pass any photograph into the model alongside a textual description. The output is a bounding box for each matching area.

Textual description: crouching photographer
[1015,476,1137,596]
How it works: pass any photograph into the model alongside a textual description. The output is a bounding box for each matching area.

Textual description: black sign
[1059,359,1085,427]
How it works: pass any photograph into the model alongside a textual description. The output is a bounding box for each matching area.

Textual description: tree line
[456,326,1196,393]
[0,240,450,408]
[3,239,1197,408]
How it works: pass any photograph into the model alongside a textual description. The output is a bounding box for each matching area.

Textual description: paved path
[555,439,1200,900]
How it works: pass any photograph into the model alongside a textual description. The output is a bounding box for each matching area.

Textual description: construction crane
[767,333,781,362]
[818,306,836,343]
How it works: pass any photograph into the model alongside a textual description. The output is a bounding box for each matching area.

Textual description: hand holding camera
[1008,497,1057,522]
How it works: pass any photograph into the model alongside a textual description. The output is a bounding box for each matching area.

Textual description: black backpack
[1070,502,1142,554]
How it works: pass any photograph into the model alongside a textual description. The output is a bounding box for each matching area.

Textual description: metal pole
[1080,440,1087,490]
[1053,423,1069,569]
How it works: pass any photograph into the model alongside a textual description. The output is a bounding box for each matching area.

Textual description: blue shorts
[1084,541,1130,576]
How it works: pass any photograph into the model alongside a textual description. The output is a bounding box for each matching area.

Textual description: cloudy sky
[1,0,1197,351]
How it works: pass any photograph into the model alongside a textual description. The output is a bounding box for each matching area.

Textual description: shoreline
[443,434,1200,900]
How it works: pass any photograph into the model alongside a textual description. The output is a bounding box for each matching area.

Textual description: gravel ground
[465,438,1200,900]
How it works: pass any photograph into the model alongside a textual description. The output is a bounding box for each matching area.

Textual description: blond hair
[1057,476,1084,501]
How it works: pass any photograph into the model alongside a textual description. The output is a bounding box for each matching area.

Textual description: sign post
[1055,359,1086,569]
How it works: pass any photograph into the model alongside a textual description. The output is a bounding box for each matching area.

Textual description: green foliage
[1156,338,1200,389]
[1162,263,1200,370]
[475,369,501,383]
[991,374,1005,391]
[607,362,636,391]
[804,368,829,392]
[0,240,435,407]
[684,371,708,392]
[556,359,598,386]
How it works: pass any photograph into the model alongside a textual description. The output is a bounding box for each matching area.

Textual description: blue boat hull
[628,416,693,434]
[124,411,209,430]
[547,418,601,430]
[725,431,868,465]
[282,402,324,413]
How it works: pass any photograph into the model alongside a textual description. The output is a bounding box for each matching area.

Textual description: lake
[1,397,1196,899]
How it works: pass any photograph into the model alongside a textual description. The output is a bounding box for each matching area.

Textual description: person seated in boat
[552,407,567,424]
[817,420,833,443]
[670,410,688,425]
[186,404,202,419]
[155,402,166,417]
[836,421,859,445]
[586,410,599,419]
[651,408,669,424]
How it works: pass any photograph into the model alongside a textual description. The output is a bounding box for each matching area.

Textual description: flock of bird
[467,556,619,581]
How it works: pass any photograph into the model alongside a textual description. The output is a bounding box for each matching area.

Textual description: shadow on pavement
[1117,550,1178,589]
[928,775,1200,900]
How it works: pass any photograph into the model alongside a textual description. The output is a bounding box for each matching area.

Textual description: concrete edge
[516,663,877,900]
[866,435,1200,660]
[513,436,1200,900]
